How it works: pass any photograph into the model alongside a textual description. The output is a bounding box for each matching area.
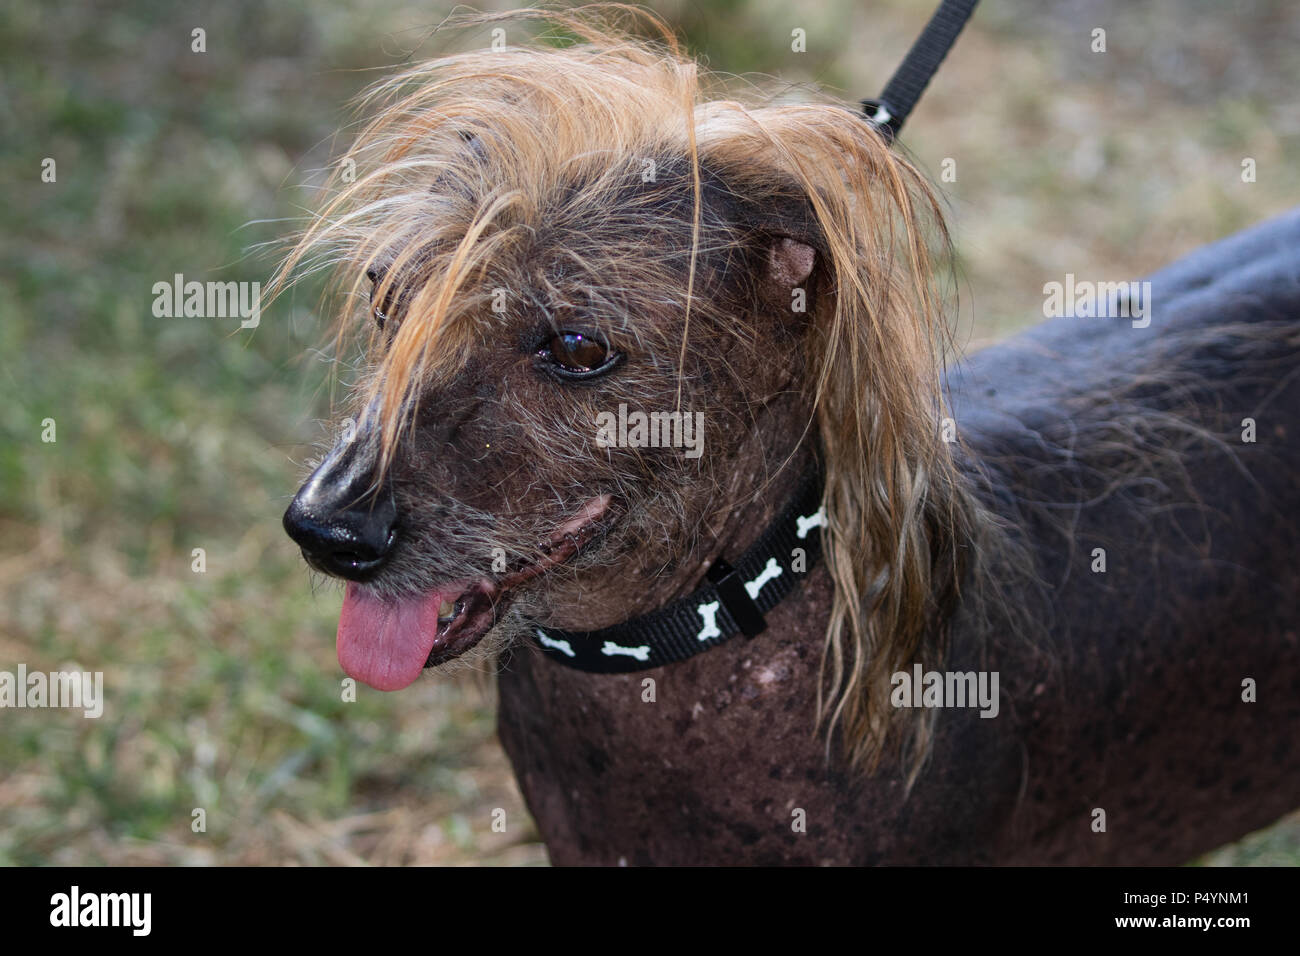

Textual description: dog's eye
[549,332,606,369]
[539,332,619,379]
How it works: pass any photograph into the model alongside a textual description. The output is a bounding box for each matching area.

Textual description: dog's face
[283,151,820,689]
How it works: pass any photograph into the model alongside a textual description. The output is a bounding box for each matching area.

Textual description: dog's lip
[421,494,612,668]
[425,581,499,666]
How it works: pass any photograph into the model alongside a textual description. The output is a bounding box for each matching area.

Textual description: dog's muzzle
[283,439,397,581]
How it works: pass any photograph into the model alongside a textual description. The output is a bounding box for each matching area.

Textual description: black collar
[528,469,825,672]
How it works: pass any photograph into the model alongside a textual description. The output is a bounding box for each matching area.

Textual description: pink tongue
[337,583,451,691]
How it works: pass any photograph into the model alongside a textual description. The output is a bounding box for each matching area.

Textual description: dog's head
[276,9,977,775]
[282,145,822,687]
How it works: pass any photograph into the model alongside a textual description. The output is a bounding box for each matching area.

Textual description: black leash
[529,468,825,673]
[862,0,980,143]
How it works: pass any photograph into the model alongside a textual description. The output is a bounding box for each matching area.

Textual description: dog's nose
[283,440,397,581]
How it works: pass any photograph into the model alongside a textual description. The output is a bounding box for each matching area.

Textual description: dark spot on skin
[729,821,763,846]
[585,747,610,774]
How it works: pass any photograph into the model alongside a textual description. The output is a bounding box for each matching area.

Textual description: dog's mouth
[336,495,610,690]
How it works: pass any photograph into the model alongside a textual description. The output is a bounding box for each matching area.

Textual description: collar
[528,467,826,672]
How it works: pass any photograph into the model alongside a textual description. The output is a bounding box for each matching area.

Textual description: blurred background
[2,0,1298,865]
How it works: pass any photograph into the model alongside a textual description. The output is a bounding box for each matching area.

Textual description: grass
[1,0,1297,865]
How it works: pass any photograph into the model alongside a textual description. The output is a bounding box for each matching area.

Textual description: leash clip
[860,99,900,144]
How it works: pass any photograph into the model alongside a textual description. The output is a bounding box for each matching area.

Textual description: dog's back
[948,208,1300,862]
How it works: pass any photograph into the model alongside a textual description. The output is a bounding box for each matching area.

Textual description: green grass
[1,0,1297,865]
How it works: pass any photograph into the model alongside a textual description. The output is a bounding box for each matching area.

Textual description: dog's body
[499,210,1300,865]
[279,12,1300,865]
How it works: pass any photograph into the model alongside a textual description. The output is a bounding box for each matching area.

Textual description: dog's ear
[697,163,825,321]
[764,235,817,290]
[751,217,822,323]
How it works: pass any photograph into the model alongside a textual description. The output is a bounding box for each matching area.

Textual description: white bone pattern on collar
[527,470,825,673]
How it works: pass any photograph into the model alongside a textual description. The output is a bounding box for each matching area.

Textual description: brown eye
[540,331,618,379]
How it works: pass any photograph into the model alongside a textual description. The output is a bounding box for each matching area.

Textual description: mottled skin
[497,209,1300,865]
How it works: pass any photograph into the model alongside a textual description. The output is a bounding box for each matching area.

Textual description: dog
[278,8,1300,864]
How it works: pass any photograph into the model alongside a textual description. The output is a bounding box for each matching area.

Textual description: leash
[528,468,825,673]
[861,0,980,143]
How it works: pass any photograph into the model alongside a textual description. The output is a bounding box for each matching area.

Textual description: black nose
[283,438,397,581]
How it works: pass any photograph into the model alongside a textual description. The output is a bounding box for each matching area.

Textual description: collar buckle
[706,559,767,638]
